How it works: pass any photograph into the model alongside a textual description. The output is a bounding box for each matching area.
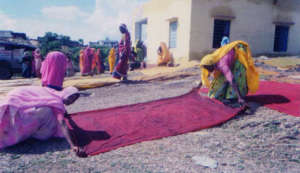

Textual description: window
[135,19,147,42]
[274,25,289,52]
[169,21,178,48]
[212,19,231,48]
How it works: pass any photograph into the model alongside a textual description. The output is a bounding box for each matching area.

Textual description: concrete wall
[190,0,300,60]
[134,0,192,63]
[136,0,300,63]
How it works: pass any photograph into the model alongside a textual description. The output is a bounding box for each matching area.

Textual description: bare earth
[0,63,300,173]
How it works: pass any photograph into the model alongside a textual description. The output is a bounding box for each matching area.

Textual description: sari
[200,41,259,101]
[158,42,174,66]
[33,49,42,78]
[0,86,78,149]
[82,47,94,75]
[40,51,67,91]
[92,49,104,74]
[79,49,84,73]
[108,48,116,73]
[113,29,131,79]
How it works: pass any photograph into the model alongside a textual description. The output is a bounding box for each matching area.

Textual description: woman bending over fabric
[112,24,131,81]
[0,86,84,156]
[199,40,259,106]
[40,51,67,91]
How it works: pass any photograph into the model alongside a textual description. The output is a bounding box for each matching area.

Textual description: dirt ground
[0,58,300,173]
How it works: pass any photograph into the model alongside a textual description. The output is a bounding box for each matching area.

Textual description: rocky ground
[0,58,300,173]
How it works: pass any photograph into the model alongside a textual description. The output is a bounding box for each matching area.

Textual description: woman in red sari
[112,24,131,81]
[82,47,94,76]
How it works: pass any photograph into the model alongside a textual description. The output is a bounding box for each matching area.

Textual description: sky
[0,0,149,43]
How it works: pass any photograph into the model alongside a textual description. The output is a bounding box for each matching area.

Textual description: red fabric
[67,89,242,156]
[200,81,300,117]
[247,81,300,117]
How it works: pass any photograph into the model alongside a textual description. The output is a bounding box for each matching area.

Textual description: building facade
[133,0,300,63]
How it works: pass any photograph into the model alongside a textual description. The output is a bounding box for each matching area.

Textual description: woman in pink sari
[82,47,94,76]
[40,51,67,91]
[112,24,131,81]
[0,86,84,155]
[33,48,42,78]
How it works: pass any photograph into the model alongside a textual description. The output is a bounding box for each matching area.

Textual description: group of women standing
[79,47,105,76]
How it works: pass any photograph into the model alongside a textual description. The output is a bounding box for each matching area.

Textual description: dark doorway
[212,19,231,48]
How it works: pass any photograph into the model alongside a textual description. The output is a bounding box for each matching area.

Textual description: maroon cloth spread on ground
[247,81,300,117]
[200,81,300,117]
[67,89,242,156]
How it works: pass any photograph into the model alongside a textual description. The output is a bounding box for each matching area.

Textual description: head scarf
[40,51,67,89]
[221,36,230,47]
[120,24,128,32]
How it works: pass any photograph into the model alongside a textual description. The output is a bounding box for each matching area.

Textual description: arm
[57,113,76,149]
[57,112,87,157]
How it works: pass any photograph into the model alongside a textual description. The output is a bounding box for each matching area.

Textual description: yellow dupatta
[108,48,116,73]
[200,41,259,94]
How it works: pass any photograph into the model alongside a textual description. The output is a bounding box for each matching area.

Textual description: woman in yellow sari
[108,47,116,74]
[199,40,259,106]
[79,49,84,73]
[157,42,174,67]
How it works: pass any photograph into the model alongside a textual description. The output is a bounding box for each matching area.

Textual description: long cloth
[201,81,300,117]
[247,81,300,117]
[67,89,243,156]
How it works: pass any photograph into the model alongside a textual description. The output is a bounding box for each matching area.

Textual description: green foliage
[38,32,81,57]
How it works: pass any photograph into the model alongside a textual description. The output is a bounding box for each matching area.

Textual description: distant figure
[112,24,131,81]
[0,86,84,155]
[92,48,104,74]
[114,46,120,67]
[108,47,116,74]
[134,40,147,69]
[129,47,139,71]
[21,52,32,78]
[221,36,230,47]
[40,51,67,91]
[79,49,84,73]
[66,57,75,77]
[157,42,174,67]
[82,47,94,76]
[32,48,42,78]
